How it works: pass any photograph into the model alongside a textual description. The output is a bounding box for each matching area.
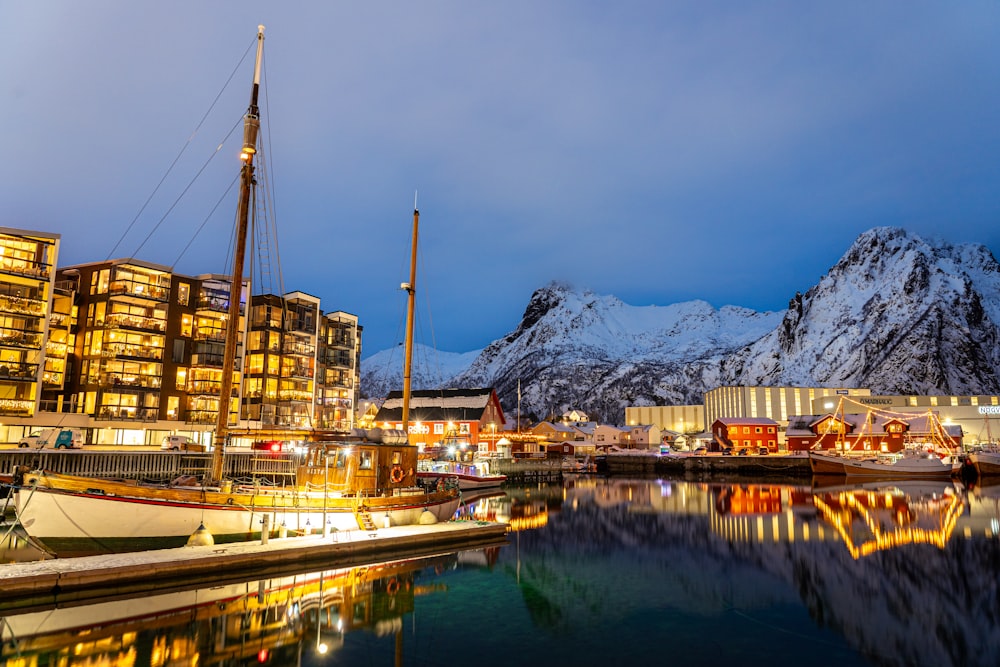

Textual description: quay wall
[603,453,812,480]
[491,458,563,482]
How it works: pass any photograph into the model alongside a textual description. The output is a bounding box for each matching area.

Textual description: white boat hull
[417,471,507,491]
[15,483,460,555]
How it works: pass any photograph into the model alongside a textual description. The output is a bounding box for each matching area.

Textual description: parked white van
[18,428,84,449]
[161,435,206,452]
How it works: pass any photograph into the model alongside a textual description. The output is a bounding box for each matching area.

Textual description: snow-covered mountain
[361,227,1000,424]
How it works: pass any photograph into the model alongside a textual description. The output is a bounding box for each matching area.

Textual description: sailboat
[806,401,959,481]
[13,25,460,556]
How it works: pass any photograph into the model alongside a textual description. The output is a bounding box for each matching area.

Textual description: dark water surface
[2,476,999,666]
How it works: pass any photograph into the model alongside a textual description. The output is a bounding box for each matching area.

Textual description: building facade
[0,241,362,446]
[711,417,779,452]
[374,388,506,453]
[0,227,61,420]
[625,404,705,436]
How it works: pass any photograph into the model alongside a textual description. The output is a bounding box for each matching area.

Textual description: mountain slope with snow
[361,227,1000,424]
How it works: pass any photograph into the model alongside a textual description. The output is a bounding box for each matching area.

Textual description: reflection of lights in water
[992,518,999,535]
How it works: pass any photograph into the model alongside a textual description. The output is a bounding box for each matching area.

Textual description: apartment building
[0,227,61,419]
[0,247,362,446]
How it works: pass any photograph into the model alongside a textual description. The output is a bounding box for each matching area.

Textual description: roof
[532,421,578,434]
[713,417,779,426]
[375,388,498,423]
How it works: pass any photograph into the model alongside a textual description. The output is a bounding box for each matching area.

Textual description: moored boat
[968,446,1000,478]
[12,25,460,556]
[808,447,957,481]
[15,432,460,555]
[417,458,507,491]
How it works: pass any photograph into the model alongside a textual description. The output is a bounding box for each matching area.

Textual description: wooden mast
[210,25,265,483]
[401,204,419,437]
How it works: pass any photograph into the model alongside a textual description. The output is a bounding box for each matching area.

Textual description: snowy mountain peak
[362,227,1000,424]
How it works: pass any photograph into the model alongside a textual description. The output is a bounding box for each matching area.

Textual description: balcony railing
[96,406,159,421]
[104,313,167,332]
[0,259,50,279]
[185,410,220,424]
[194,330,226,342]
[102,343,163,361]
[0,398,34,416]
[277,389,314,403]
[0,362,39,381]
[101,374,162,390]
[0,329,42,349]
[109,281,170,302]
[281,365,314,380]
[0,294,46,317]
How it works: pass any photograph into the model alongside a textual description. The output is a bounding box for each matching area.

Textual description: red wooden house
[374,388,506,455]
[784,411,963,453]
[711,417,779,452]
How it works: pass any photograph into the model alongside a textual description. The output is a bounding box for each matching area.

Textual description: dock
[0,520,508,614]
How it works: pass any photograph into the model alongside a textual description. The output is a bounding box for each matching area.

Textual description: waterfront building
[530,420,582,444]
[374,388,505,454]
[593,423,624,447]
[0,227,61,420]
[810,393,1000,446]
[625,404,704,436]
[315,310,361,432]
[785,411,964,453]
[0,248,361,447]
[634,386,999,447]
[620,423,660,450]
[711,417,779,452]
[704,386,872,430]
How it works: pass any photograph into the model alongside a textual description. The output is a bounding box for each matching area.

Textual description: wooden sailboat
[13,25,459,556]
[807,401,959,480]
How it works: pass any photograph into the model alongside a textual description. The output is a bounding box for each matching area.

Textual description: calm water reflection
[2,477,999,666]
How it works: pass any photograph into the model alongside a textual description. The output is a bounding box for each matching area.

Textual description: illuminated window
[177,283,190,306]
[359,451,373,470]
[175,368,187,390]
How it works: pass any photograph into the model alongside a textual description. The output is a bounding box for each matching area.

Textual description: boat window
[359,451,373,470]
[336,450,347,468]
[391,451,401,465]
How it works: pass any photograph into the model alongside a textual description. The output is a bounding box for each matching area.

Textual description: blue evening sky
[2,2,999,355]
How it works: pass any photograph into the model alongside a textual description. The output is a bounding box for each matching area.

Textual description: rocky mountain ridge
[361,227,1000,425]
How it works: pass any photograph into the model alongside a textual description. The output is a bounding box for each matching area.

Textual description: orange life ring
[386,577,400,595]
[390,465,404,483]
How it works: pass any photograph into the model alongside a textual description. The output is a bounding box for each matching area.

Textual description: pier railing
[0,450,298,483]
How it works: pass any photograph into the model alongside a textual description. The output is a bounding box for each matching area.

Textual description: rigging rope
[106,36,257,261]
[129,116,244,260]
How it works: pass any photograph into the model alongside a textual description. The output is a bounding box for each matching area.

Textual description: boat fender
[187,522,215,546]
[227,497,234,505]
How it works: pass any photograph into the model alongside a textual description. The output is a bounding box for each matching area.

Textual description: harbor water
[2,475,999,666]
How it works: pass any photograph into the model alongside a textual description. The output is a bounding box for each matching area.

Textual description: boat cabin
[296,434,419,496]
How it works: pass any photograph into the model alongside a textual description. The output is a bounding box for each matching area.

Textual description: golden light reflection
[812,487,964,560]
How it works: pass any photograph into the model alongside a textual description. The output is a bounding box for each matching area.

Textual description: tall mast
[401,204,419,436]
[211,24,265,483]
